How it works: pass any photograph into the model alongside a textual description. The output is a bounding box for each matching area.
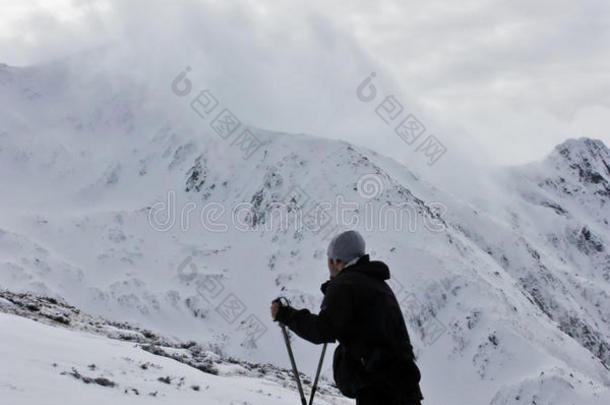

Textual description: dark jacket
[275,254,423,401]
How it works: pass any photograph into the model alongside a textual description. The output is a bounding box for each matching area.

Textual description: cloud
[0,0,609,192]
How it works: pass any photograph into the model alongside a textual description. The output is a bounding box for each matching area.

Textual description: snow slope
[1,57,610,404]
[0,305,347,405]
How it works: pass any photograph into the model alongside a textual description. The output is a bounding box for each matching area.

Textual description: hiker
[270,230,424,405]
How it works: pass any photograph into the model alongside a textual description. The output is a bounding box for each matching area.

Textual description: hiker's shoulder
[321,275,354,295]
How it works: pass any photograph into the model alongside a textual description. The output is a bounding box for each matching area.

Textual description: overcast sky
[1,0,609,175]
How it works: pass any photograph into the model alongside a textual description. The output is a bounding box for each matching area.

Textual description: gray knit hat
[327,230,366,263]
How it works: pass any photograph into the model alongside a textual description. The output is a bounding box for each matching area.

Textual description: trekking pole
[308,343,327,405]
[280,323,307,405]
[275,297,307,405]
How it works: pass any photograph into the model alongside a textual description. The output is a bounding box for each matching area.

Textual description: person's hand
[271,297,290,326]
[270,301,280,321]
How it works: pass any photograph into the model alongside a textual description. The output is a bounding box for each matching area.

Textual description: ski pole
[280,323,307,405]
[308,342,327,405]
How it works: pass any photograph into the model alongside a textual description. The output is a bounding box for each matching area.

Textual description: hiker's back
[336,260,423,403]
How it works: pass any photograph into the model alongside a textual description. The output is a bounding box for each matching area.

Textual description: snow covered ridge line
[356,72,447,166]
[0,289,184,345]
[147,175,448,234]
[169,65,446,165]
[0,289,341,397]
[171,66,267,160]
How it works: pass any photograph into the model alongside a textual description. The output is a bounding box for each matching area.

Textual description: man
[270,230,424,405]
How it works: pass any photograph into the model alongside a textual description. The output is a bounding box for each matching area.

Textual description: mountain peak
[552,137,609,164]
[546,137,610,186]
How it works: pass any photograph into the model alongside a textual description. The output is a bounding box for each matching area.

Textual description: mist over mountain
[1,54,609,405]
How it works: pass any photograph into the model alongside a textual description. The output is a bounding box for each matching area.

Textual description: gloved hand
[270,297,294,324]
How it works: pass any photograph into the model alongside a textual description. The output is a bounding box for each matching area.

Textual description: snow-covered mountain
[1,58,609,405]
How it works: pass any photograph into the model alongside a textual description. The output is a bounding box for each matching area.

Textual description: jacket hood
[320,254,390,293]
